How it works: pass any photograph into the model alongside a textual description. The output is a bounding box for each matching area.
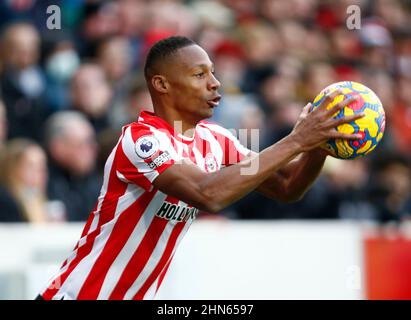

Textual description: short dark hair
[144,36,196,80]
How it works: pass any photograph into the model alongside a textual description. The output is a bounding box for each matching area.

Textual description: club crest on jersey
[135,135,159,159]
[204,153,218,173]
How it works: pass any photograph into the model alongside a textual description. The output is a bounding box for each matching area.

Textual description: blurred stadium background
[0,0,411,299]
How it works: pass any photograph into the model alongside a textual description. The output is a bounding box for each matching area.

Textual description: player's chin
[200,104,215,118]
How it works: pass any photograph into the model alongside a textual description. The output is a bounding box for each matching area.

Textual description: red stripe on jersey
[132,220,186,299]
[76,189,157,300]
[201,137,207,157]
[108,197,179,300]
[199,123,244,166]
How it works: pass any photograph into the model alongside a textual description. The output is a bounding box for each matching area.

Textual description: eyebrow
[192,63,214,70]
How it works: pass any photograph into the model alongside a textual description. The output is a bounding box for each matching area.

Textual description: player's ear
[151,75,169,94]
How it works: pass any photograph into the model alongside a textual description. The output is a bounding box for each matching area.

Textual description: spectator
[97,36,133,129]
[127,76,153,120]
[368,152,411,223]
[0,22,49,141]
[322,157,377,221]
[44,111,101,221]
[44,39,81,111]
[0,139,54,223]
[390,76,411,154]
[70,63,112,133]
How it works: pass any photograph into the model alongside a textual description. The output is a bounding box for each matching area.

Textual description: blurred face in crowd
[3,23,40,70]
[50,120,97,176]
[146,1,198,38]
[278,21,307,57]
[117,0,146,36]
[306,63,337,98]
[98,37,131,82]
[152,44,221,123]
[378,162,411,208]
[71,64,112,117]
[214,53,246,92]
[375,0,408,29]
[398,77,411,105]
[331,27,361,60]
[261,74,297,107]
[364,71,395,114]
[15,145,48,192]
[327,158,369,190]
[128,87,153,118]
[242,23,280,66]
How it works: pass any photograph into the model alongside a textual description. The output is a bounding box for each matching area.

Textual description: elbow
[280,192,304,204]
[198,196,224,214]
[277,183,306,203]
[196,187,225,213]
[201,203,222,214]
[281,191,305,203]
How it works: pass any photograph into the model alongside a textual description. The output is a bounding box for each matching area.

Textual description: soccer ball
[311,81,385,159]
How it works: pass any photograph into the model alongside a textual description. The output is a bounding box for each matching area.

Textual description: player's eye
[195,72,205,78]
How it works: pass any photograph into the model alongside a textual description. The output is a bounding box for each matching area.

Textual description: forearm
[258,148,327,202]
[198,135,302,212]
[282,148,327,200]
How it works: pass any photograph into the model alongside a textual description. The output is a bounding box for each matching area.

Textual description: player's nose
[208,73,221,91]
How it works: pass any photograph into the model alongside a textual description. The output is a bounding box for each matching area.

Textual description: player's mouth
[207,95,221,108]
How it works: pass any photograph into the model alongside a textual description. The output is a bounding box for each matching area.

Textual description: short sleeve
[116,125,182,191]
[199,122,251,167]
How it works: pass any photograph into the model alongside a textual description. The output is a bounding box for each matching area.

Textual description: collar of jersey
[139,111,196,144]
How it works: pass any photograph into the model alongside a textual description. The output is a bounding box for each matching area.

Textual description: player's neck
[153,106,197,139]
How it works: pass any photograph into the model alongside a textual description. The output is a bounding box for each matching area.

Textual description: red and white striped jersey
[40,111,250,300]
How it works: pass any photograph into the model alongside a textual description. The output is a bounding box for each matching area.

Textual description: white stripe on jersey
[97,190,168,299]
[200,122,251,157]
[197,126,224,165]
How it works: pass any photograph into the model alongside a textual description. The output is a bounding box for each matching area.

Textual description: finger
[325,95,359,117]
[318,89,343,111]
[301,103,312,116]
[328,131,363,140]
[327,112,365,128]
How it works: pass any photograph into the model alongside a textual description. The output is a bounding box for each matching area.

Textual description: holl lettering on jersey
[156,201,199,222]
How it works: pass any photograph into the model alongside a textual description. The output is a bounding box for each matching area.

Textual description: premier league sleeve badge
[135,135,160,159]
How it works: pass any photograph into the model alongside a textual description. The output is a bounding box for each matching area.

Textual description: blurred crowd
[0,0,410,224]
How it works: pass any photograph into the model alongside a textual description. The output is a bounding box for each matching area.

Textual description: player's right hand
[289,90,365,152]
